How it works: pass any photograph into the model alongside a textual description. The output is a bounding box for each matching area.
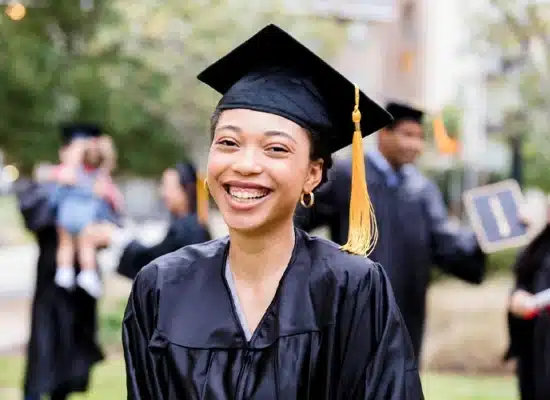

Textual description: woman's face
[207,109,323,234]
[160,169,188,215]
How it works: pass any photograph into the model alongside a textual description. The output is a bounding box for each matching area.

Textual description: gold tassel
[340,86,379,256]
[196,173,209,225]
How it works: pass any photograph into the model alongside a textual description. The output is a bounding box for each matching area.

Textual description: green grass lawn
[0,355,518,399]
[0,355,125,400]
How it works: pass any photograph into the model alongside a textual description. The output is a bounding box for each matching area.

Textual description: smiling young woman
[122,24,424,399]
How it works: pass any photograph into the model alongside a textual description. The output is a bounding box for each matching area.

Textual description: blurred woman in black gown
[85,162,212,281]
[505,191,550,400]
[14,124,104,400]
[114,162,212,280]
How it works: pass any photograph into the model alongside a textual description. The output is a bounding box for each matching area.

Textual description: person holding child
[15,123,106,400]
[49,126,123,298]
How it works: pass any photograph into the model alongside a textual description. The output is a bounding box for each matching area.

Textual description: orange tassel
[340,86,379,256]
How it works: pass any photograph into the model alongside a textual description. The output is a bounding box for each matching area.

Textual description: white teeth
[229,187,269,201]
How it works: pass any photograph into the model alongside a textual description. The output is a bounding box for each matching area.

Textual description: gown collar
[156,229,323,349]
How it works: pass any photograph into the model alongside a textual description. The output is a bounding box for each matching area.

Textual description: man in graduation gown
[14,123,105,400]
[295,102,486,359]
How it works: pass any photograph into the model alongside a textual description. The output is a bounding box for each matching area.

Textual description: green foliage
[486,248,518,275]
[0,1,349,175]
[423,104,463,142]
[470,0,550,189]
[0,1,184,176]
[122,0,349,164]
[524,137,550,192]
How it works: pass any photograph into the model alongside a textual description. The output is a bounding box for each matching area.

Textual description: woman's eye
[217,139,237,147]
[267,146,288,153]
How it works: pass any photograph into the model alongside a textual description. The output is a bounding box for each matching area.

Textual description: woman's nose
[231,148,262,175]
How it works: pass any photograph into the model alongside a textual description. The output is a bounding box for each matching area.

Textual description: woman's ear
[303,159,323,193]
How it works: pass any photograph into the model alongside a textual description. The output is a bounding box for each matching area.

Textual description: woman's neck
[228,219,295,283]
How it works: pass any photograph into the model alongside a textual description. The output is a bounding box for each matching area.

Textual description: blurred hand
[56,166,77,185]
[93,177,110,199]
[33,164,55,182]
[510,289,537,319]
[517,204,533,225]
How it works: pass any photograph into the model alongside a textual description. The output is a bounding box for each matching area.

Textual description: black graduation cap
[197,24,393,154]
[198,24,390,256]
[463,179,533,253]
[385,102,424,125]
[60,123,101,145]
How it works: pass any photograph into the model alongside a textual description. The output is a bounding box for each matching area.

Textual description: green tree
[0,1,350,176]
[120,0,349,167]
[423,104,463,143]
[0,1,184,176]
[471,0,550,187]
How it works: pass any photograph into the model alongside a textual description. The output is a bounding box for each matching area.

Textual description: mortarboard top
[198,24,391,256]
[462,179,538,253]
[197,24,393,154]
[60,123,101,145]
[385,102,424,125]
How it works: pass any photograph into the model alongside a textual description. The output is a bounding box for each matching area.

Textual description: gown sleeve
[294,162,345,232]
[117,230,179,280]
[337,263,424,399]
[425,181,486,283]
[117,220,211,280]
[13,178,57,233]
[122,264,165,399]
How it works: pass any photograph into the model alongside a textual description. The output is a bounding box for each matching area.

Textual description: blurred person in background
[49,133,123,298]
[295,102,486,360]
[13,123,105,400]
[84,161,212,281]
[506,190,550,400]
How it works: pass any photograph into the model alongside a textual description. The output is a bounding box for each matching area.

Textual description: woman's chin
[216,194,295,236]
[222,214,267,235]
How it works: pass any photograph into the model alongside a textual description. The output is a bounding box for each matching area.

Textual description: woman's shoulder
[135,236,228,290]
[301,232,383,284]
[300,233,393,324]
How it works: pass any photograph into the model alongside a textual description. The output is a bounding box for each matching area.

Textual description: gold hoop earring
[300,192,315,208]
[203,178,209,193]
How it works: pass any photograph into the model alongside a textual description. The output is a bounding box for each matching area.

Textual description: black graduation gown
[295,155,486,358]
[14,179,104,396]
[505,226,550,400]
[122,229,424,399]
[116,214,212,281]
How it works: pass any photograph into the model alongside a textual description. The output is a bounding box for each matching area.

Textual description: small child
[52,136,123,298]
